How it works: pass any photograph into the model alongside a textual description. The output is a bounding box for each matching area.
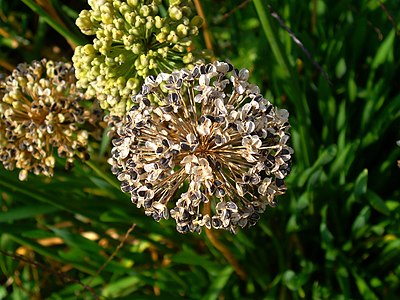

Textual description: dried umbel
[109,61,293,233]
[73,0,205,116]
[0,59,102,181]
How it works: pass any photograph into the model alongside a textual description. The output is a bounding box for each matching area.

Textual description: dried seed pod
[109,61,293,233]
[0,59,103,180]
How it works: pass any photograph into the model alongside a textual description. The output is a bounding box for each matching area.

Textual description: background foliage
[1,0,399,299]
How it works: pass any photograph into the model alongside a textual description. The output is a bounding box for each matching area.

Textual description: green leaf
[354,169,368,196]
[348,73,357,102]
[351,206,371,239]
[49,227,103,254]
[0,286,7,299]
[297,145,337,187]
[336,267,350,298]
[52,277,103,299]
[335,58,347,78]
[253,0,311,167]
[361,94,400,148]
[286,215,298,233]
[155,268,189,291]
[336,103,347,136]
[234,231,256,250]
[371,30,395,69]
[0,204,59,223]
[171,246,220,274]
[296,192,310,211]
[203,266,233,300]
[330,141,359,180]
[283,270,305,297]
[320,222,334,250]
[366,190,391,216]
[320,206,337,261]
[380,239,400,266]
[6,234,96,274]
[351,271,379,300]
[22,230,55,239]
[102,276,143,298]
[21,0,86,46]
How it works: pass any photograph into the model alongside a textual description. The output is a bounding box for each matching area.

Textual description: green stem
[253,0,312,167]
[21,0,87,47]
[85,160,121,191]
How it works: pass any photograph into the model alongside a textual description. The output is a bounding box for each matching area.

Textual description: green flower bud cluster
[73,0,205,116]
[0,59,102,181]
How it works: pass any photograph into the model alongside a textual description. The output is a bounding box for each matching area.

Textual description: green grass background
[0,0,399,299]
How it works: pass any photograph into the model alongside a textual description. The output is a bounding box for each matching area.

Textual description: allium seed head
[109,61,293,234]
[0,59,102,180]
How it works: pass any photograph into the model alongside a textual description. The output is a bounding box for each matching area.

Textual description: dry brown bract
[0,59,102,180]
[109,61,293,233]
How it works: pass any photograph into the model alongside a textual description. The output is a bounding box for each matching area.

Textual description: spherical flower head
[109,61,293,234]
[73,0,206,116]
[0,59,103,181]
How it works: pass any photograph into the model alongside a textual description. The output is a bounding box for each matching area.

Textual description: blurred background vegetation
[0,0,399,299]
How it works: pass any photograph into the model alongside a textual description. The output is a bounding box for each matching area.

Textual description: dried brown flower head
[0,59,102,181]
[109,61,293,233]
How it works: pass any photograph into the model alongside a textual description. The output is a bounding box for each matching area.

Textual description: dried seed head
[0,59,103,180]
[73,0,208,116]
[109,61,293,234]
